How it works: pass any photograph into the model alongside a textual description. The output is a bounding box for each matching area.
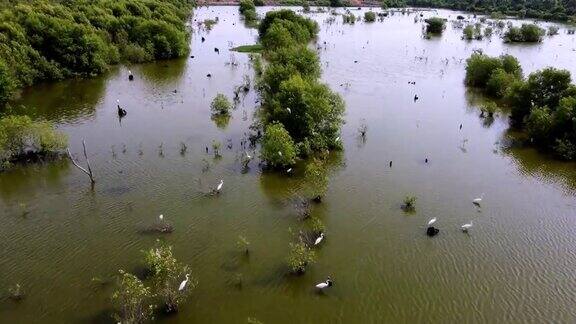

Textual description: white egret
[335,136,340,142]
[461,222,473,232]
[473,193,484,206]
[159,214,164,221]
[178,274,190,291]
[245,151,252,160]
[287,108,291,114]
[315,277,333,289]
[314,233,325,246]
[278,151,282,156]
[427,217,437,226]
[286,168,292,173]
[216,180,224,192]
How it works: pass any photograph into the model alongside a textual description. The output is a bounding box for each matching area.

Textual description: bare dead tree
[67,139,95,184]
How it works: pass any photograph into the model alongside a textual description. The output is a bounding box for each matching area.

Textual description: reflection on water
[1,6,576,323]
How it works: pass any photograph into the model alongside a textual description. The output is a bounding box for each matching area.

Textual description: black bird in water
[459,124,463,130]
[425,158,428,163]
[389,161,392,168]
[201,36,205,42]
[117,102,127,117]
[128,70,134,81]
[414,94,419,101]
[214,47,219,54]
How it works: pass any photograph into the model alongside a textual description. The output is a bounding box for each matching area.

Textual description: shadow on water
[4,71,111,124]
[0,160,70,202]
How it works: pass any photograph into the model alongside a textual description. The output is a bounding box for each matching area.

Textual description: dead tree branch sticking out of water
[67,140,95,184]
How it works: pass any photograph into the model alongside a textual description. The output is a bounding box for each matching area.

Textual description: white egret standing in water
[159,214,164,221]
[315,277,333,289]
[473,193,484,206]
[314,233,325,246]
[427,217,437,226]
[216,180,224,193]
[178,274,190,291]
[461,222,473,232]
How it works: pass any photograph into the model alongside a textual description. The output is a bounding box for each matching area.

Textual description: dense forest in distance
[383,0,576,21]
[0,0,194,107]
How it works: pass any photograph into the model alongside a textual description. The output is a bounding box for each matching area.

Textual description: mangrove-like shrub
[211,93,232,115]
[465,53,522,89]
[425,17,446,34]
[304,158,329,202]
[287,241,316,274]
[144,245,194,313]
[112,270,155,324]
[364,11,376,22]
[260,122,297,168]
[504,24,545,42]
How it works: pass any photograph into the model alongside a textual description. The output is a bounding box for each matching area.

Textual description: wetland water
[2,6,576,323]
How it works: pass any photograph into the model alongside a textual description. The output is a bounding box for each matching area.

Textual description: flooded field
[1,6,576,323]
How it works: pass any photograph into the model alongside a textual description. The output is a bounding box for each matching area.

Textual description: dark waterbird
[116,100,127,117]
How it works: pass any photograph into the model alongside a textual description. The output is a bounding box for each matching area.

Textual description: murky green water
[2,6,576,323]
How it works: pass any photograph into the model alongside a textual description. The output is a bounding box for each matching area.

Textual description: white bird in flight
[178,274,190,291]
[315,277,333,289]
[461,222,473,232]
[427,217,437,226]
[314,233,325,246]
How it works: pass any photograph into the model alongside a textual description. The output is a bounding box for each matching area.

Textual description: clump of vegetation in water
[481,101,498,118]
[237,235,250,255]
[364,11,376,22]
[0,115,68,170]
[0,0,193,108]
[112,270,155,323]
[465,53,576,160]
[342,12,356,24]
[425,17,446,34]
[504,24,545,42]
[309,216,325,234]
[260,122,297,168]
[403,195,416,211]
[211,94,232,116]
[547,26,560,36]
[304,159,329,202]
[144,245,195,313]
[239,0,259,27]
[287,241,316,274]
[465,53,523,93]
[463,24,483,40]
[8,283,24,301]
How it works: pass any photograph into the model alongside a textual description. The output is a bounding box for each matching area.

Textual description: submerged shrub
[364,11,376,22]
[287,241,316,274]
[144,245,194,313]
[504,24,544,42]
[112,270,155,324]
[425,17,445,34]
[211,93,232,115]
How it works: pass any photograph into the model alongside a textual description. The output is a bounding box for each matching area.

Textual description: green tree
[486,68,517,98]
[425,17,445,34]
[112,270,155,324]
[0,61,15,105]
[260,122,297,168]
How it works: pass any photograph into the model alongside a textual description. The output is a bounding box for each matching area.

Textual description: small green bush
[287,241,316,274]
[210,93,232,115]
[425,17,445,34]
[364,11,376,22]
[260,122,297,168]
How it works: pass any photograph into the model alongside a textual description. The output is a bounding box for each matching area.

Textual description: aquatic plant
[304,158,329,202]
[212,140,222,158]
[309,216,325,234]
[403,195,416,210]
[144,245,195,313]
[112,270,155,323]
[237,235,250,255]
[425,17,446,34]
[287,241,316,274]
[548,26,560,36]
[239,0,258,27]
[504,24,545,42]
[211,93,232,115]
[465,53,522,89]
[364,11,376,22]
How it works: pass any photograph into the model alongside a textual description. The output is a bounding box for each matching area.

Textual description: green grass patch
[231,44,263,53]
